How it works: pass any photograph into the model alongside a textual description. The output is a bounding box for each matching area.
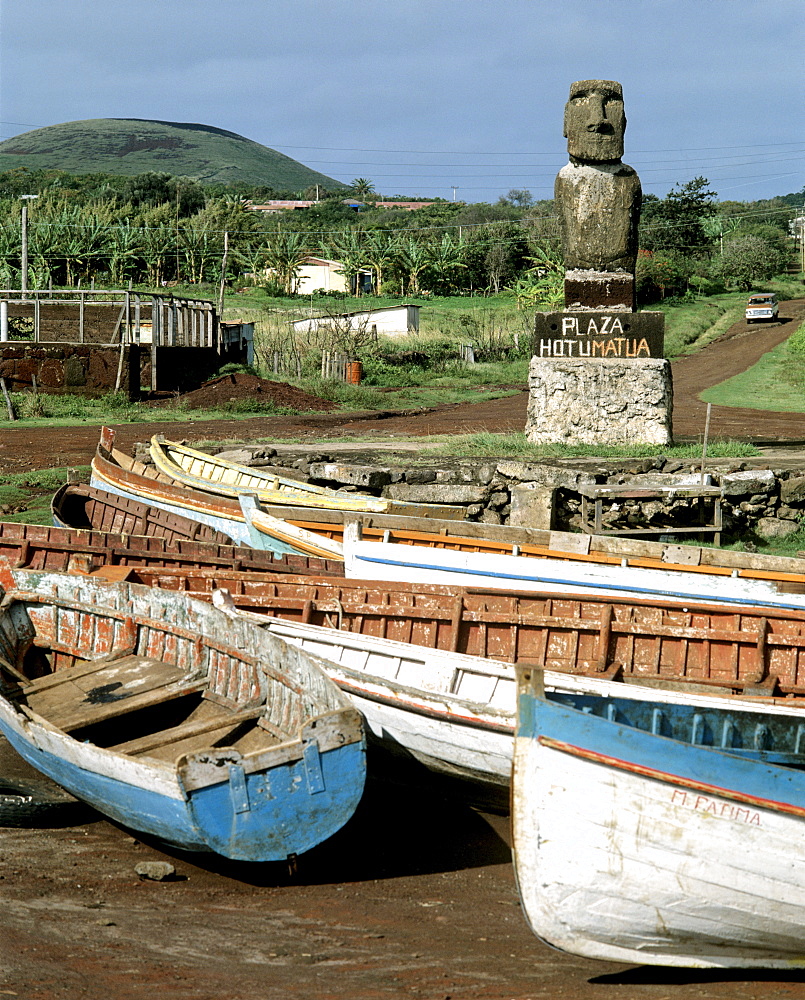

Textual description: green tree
[640,176,718,255]
[712,235,790,290]
[350,178,375,200]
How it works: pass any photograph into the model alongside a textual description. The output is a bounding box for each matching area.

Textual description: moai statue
[555,80,641,310]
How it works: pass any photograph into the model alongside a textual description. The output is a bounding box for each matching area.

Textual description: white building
[291,304,421,339]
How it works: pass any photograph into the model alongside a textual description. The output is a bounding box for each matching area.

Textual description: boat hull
[512,684,805,967]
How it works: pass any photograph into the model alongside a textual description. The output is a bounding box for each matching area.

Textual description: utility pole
[218,231,229,317]
[20,194,39,297]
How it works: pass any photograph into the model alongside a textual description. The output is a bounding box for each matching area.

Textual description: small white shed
[291,304,421,339]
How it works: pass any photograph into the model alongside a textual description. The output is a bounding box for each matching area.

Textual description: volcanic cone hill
[0,118,345,189]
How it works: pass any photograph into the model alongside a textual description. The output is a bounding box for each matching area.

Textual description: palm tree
[350,178,375,200]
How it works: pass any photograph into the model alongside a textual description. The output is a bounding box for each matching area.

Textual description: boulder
[719,469,776,497]
[308,462,392,489]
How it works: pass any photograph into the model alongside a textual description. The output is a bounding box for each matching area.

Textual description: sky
[0,0,802,205]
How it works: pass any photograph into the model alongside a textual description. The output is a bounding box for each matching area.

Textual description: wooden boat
[213,591,805,798]
[90,427,344,552]
[78,566,805,703]
[512,666,805,967]
[52,481,237,546]
[0,518,342,579]
[0,561,365,862]
[341,524,805,613]
[149,434,466,520]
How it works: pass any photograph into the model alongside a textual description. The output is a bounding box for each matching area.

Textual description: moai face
[564,80,626,162]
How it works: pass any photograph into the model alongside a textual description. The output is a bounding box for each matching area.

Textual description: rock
[404,469,437,485]
[508,483,555,530]
[135,861,176,882]
[720,469,776,497]
[435,468,476,484]
[308,462,392,490]
[214,446,276,465]
[475,463,497,485]
[479,509,502,525]
[496,461,597,489]
[383,483,487,505]
[781,476,805,504]
[754,518,802,541]
[487,491,510,510]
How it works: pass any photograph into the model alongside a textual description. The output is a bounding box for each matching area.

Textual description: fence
[0,289,216,349]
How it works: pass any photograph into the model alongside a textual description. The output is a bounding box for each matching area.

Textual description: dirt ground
[2,300,805,999]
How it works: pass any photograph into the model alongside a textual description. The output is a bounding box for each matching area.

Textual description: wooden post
[0,377,16,420]
[79,291,85,342]
[218,231,229,318]
[700,402,712,485]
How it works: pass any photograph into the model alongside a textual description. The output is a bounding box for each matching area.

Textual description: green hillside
[0,118,345,190]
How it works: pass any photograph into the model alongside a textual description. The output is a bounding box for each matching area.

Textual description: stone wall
[133,442,805,544]
[0,344,140,398]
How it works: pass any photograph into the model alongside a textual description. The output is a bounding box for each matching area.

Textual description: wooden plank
[111,705,264,755]
[40,678,208,733]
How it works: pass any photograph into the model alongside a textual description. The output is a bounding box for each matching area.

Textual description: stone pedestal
[526,357,673,446]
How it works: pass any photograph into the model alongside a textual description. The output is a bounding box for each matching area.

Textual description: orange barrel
[346,360,363,384]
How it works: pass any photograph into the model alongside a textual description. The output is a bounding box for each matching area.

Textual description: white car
[745,292,779,323]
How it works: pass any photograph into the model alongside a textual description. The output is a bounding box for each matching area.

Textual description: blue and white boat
[342,524,805,613]
[512,668,805,967]
[0,561,366,862]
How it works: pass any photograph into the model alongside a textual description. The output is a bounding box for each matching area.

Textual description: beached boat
[90,566,805,703]
[0,561,366,862]
[212,591,805,798]
[512,666,805,967]
[0,517,342,579]
[341,523,805,612]
[90,427,341,551]
[95,428,805,593]
[52,481,237,546]
[149,434,465,519]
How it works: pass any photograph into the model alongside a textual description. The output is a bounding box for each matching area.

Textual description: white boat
[342,523,805,612]
[212,590,805,799]
[512,666,805,967]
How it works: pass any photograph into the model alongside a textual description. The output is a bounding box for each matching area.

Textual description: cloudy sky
[1,0,802,203]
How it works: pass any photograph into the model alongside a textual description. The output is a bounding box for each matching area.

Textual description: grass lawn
[701,340,805,412]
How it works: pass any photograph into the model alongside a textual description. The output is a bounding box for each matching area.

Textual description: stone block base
[564,269,634,310]
[526,357,673,446]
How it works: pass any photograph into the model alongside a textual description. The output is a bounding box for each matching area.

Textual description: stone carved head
[564,80,626,162]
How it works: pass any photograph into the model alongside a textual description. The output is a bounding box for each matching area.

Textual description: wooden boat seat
[111,705,266,757]
[23,655,206,733]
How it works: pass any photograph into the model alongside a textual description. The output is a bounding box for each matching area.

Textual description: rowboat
[52,481,237,546]
[512,666,805,967]
[0,517,342,579]
[213,591,805,801]
[149,434,466,519]
[341,524,805,613]
[78,565,805,704]
[0,561,365,862]
[90,427,340,551]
